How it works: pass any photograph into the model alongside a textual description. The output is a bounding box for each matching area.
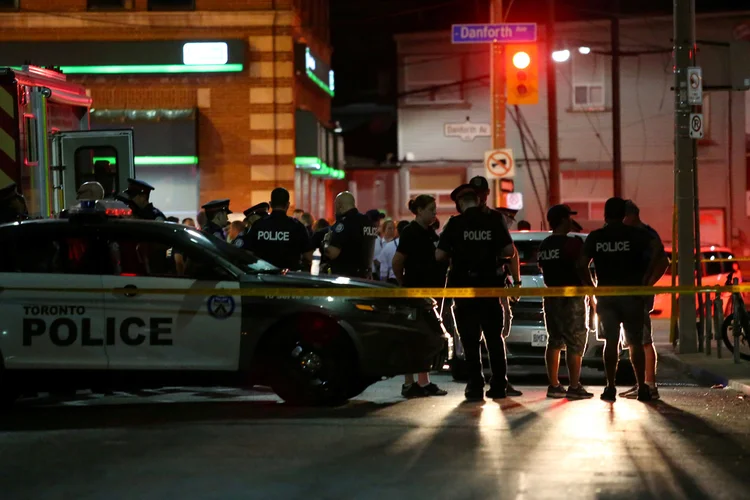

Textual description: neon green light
[59,64,243,75]
[295,156,344,179]
[295,156,321,166]
[306,68,334,97]
[93,156,198,165]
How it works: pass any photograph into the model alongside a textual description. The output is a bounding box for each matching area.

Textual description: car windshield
[514,239,542,276]
[182,228,279,274]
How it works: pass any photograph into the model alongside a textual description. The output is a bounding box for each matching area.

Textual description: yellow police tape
[2,284,750,298]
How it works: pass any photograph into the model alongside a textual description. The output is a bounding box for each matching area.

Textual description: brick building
[0,0,343,220]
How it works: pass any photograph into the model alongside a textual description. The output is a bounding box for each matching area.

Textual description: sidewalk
[653,319,750,395]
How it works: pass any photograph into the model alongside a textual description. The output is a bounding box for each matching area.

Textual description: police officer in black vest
[247,188,313,271]
[581,197,656,403]
[201,199,231,240]
[436,185,517,401]
[325,191,378,279]
[537,205,594,400]
[118,179,166,221]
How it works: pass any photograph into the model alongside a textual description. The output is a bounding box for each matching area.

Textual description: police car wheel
[265,329,358,406]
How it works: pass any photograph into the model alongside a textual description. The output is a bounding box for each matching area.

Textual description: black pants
[454,298,507,389]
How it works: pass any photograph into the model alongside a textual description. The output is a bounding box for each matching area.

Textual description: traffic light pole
[674,0,699,353]
[491,0,505,151]
[547,0,560,206]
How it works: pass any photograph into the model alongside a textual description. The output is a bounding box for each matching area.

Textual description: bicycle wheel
[721,316,750,361]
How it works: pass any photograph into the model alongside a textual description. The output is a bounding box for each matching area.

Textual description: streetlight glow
[552,50,571,63]
[578,46,592,55]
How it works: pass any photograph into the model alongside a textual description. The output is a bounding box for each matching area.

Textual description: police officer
[436,185,517,401]
[118,179,166,221]
[232,202,270,250]
[324,191,378,279]
[247,188,313,271]
[462,176,523,397]
[201,199,232,240]
[0,183,28,223]
[537,205,594,400]
[581,197,656,402]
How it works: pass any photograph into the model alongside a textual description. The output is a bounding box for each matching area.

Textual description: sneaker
[465,383,484,401]
[566,384,594,400]
[650,386,660,400]
[637,385,653,402]
[619,385,638,398]
[421,383,448,396]
[601,386,617,402]
[546,384,567,399]
[624,385,660,400]
[506,384,523,397]
[485,386,507,399]
[401,383,427,399]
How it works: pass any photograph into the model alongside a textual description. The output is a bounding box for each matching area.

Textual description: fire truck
[0,65,134,218]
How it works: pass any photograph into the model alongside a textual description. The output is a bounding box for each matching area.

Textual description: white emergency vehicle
[0,202,447,407]
[0,65,134,218]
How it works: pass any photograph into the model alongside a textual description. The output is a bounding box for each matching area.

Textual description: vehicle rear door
[51,129,135,213]
[0,223,107,369]
[98,225,242,371]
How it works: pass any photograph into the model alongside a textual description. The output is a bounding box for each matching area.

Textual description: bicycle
[720,270,750,361]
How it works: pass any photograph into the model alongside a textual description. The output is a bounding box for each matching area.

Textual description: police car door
[0,223,107,369]
[99,225,242,371]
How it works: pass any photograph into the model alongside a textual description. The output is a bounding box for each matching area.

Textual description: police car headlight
[353,302,418,321]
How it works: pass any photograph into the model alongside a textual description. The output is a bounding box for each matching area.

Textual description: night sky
[329,0,744,161]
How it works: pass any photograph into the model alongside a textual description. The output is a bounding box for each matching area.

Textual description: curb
[658,352,750,396]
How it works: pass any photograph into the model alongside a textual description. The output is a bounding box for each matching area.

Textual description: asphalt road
[1,364,749,500]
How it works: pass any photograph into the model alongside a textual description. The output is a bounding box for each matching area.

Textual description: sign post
[452,12,538,207]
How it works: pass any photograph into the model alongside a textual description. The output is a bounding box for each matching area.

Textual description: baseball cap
[469,176,490,192]
[546,204,578,228]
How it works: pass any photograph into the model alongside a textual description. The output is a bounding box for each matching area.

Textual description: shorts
[642,295,654,345]
[543,297,588,355]
[596,296,646,347]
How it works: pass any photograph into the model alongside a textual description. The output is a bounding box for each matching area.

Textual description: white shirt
[373,237,386,273]
[376,238,399,281]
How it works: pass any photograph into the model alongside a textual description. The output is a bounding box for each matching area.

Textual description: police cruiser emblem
[207,295,235,319]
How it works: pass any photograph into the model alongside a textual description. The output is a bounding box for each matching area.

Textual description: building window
[563,200,606,231]
[571,52,606,111]
[148,0,195,10]
[0,0,18,10]
[402,55,466,106]
[88,0,131,8]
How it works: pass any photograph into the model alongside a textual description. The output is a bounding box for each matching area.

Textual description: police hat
[202,199,232,214]
[125,178,155,195]
[365,209,386,222]
[469,176,490,192]
[450,183,478,202]
[547,204,578,228]
[243,202,269,218]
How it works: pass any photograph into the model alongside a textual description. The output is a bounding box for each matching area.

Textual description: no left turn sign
[484,149,515,178]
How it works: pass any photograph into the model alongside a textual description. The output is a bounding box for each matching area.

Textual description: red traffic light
[512,51,531,69]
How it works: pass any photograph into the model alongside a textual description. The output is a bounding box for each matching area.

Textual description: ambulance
[0,65,134,218]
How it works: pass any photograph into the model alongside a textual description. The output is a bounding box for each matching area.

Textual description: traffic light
[506,44,539,105]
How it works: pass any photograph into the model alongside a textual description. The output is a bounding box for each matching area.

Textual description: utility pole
[490,0,505,152]
[612,0,622,198]
[674,0,699,353]
[547,0,560,206]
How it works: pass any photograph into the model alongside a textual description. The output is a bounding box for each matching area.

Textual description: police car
[0,201,447,407]
[448,231,632,381]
